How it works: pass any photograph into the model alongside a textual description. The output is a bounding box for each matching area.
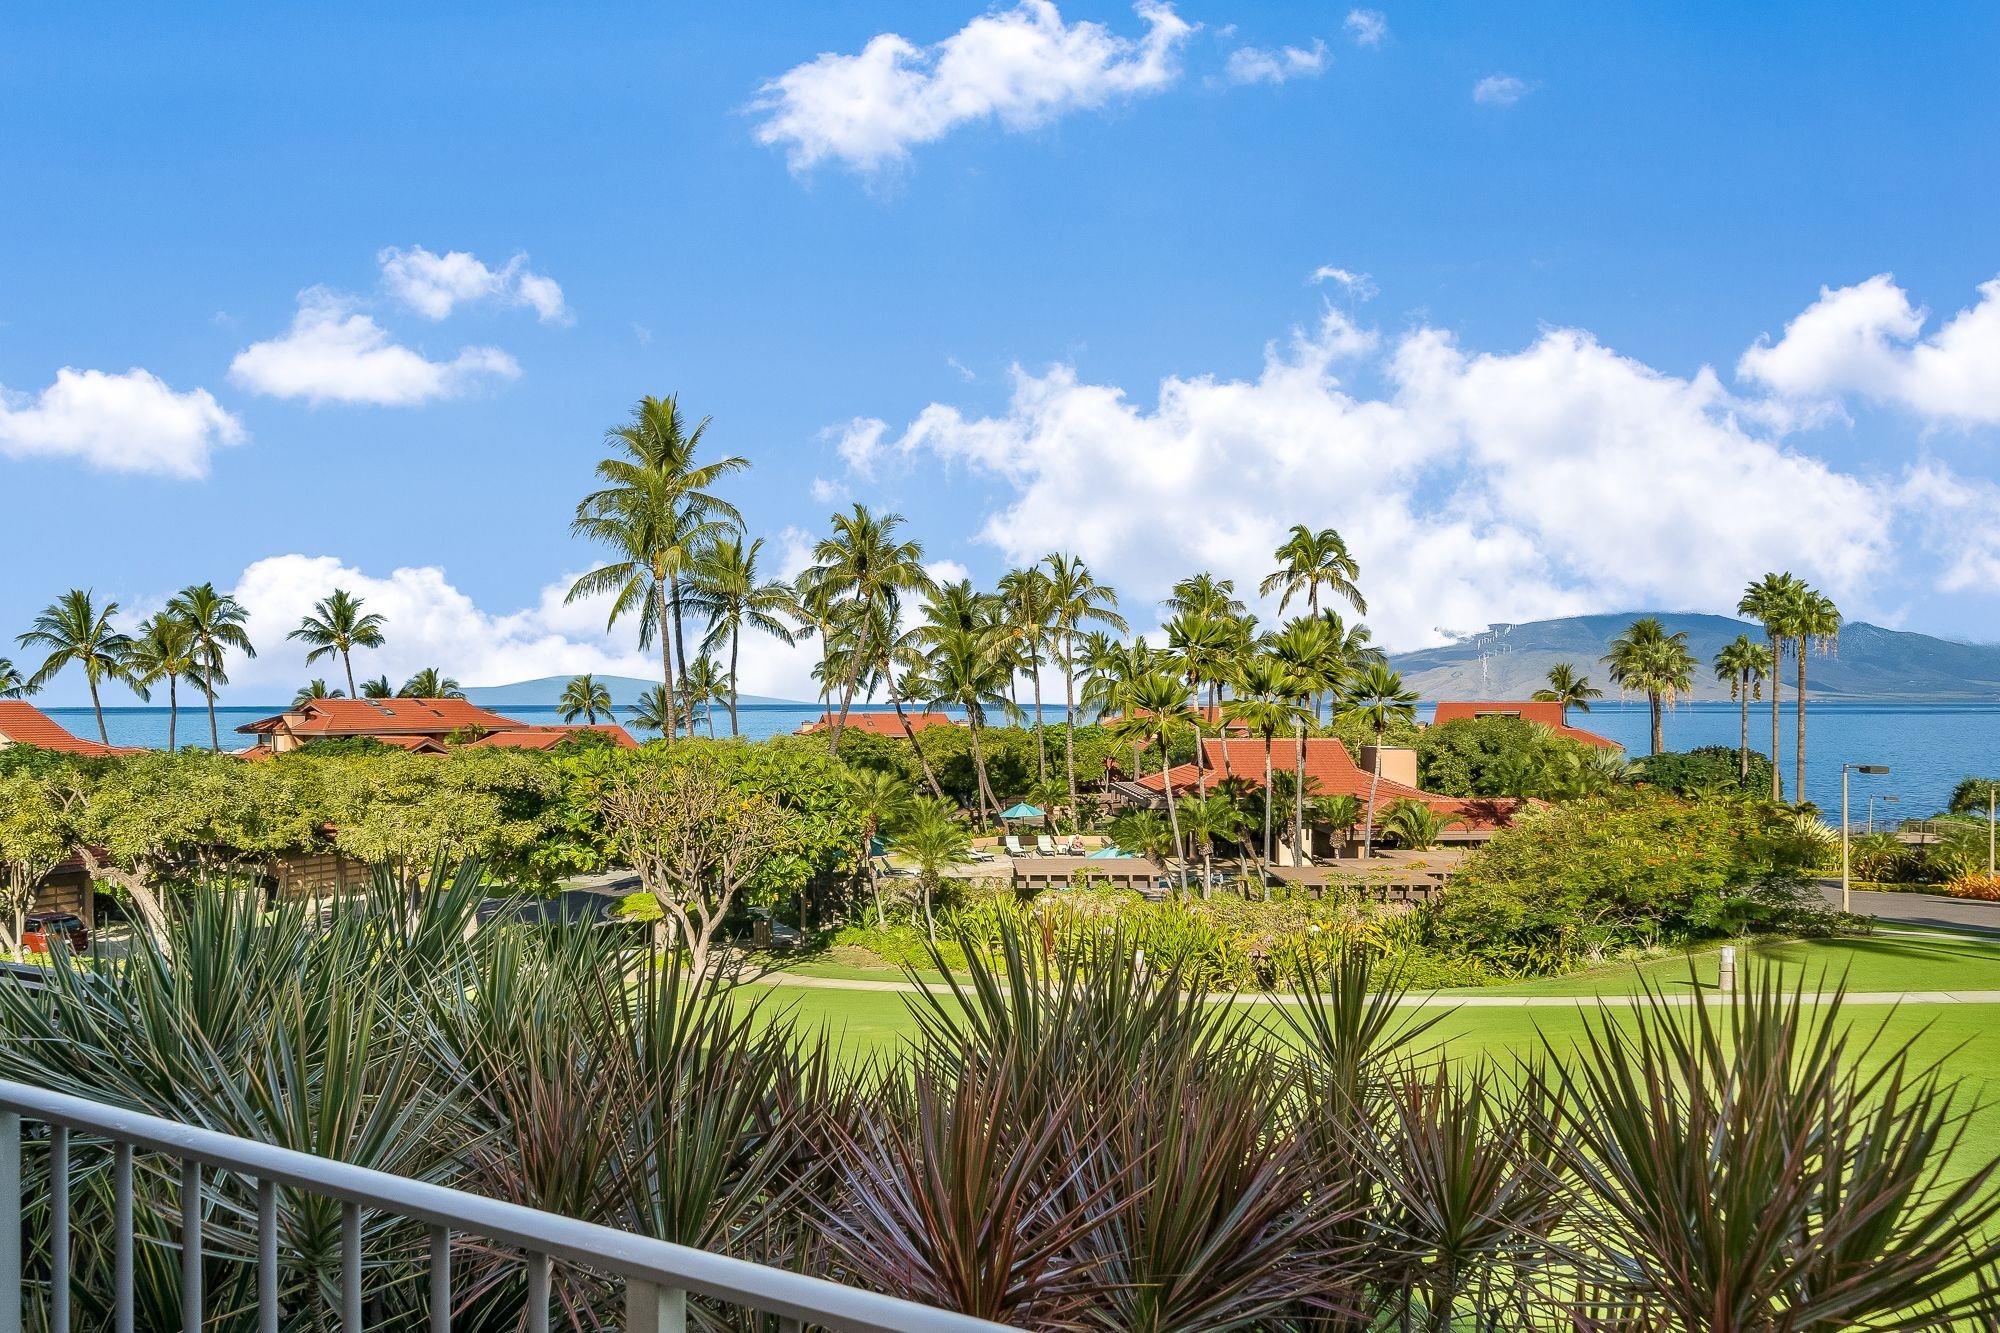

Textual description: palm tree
[851,769,915,927]
[1380,799,1449,851]
[168,583,256,750]
[398,667,463,699]
[688,535,797,736]
[1080,631,1155,781]
[1176,791,1246,898]
[288,589,386,699]
[891,798,974,943]
[803,505,934,751]
[1531,664,1602,725]
[680,657,729,738]
[1042,553,1127,818]
[1267,615,1342,858]
[1713,636,1772,783]
[626,683,674,736]
[1340,663,1419,858]
[569,394,747,742]
[1223,657,1311,874]
[127,613,194,750]
[1603,617,1696,757]
[1112,672,1197,894]
[559,673,614,724]
[920,623,1016,824]
[996,565,1057,783]
[1260,523,1367,618]
[1162,572,1245,621]
[1739,572,1808,801]
[294,679,343,704]
[0,660,28,698]
[18,590,137,744]
[1165,609,1234,793]
[1790,587,1841,805]
[358,675,393,699]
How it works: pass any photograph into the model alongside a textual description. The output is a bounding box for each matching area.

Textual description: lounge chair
[872,854,910,879]
[1005,834,1030,857]
[1036,835,1058,856]
[966,845,997,863]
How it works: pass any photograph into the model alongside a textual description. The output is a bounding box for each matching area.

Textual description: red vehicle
[21,911,90,955]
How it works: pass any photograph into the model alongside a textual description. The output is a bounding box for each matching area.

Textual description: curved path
[1819,882,2000,936]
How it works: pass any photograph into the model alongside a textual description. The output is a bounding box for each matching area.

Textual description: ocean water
[42,700,2000,818]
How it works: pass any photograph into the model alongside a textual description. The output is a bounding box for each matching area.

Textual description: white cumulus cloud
[377,246,572,324]
[1225,39,1328,86]
[0,367,244,478]
[1344,9,1388,46]
[752,0,1194,174]
[1310,265,1377,299]
[1473,73,1530,107]
[229,288,521,407]
[1738,273,2000,425]
[827,304,1948,651]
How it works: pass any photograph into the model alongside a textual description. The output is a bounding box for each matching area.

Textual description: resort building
[0,701,143,758]
[1428,700,1620,750]
[1128,735,1527,856]
[237,697,635,755]
[795,711,960,738]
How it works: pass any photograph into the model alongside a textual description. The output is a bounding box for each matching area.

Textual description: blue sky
[4,2,1998,704]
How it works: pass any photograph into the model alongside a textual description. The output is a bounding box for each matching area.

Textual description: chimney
[1359,745,1418,789]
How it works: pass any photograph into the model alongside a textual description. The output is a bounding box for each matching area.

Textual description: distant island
[462,675,812,709]
[1391,613,2000,703]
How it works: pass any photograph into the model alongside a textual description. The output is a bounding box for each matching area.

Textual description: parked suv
[22,911,89,955]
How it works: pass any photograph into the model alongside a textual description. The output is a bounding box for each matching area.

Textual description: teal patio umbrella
[1000,803,1044,820]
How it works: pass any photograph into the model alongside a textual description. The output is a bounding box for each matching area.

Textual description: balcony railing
[0,1077,1002,1332]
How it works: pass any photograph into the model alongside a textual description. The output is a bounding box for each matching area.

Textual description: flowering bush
[1943,874,2000,902]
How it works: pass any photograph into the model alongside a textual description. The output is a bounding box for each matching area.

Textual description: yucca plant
[1542,967,2000,1329]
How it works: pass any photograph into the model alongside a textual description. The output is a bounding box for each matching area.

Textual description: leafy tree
[851,769,915,926]
[1379,798,1449,850]
[19,590,142,744]
[569,394,747,739]
[0,770,69,954]
[1950,777,2000,817]
[688,534,797,735]
[288,589,386,699]
[1530,663,1601,724]
[559,673,613,724]
[1340,663,1418,857]
[1603,616,1696,757]
[398,667,463,699]
[1418,715,1604,799]
[169,583,256,750]
[1630,747,1777,799]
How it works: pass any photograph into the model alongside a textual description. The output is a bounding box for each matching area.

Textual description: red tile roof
[1133,736,1527,833]
[467,724,638,751]
[1103,706,1252,733]
[1428,701,1619,750]
[0,702,144,757]
[238,697,520,738]
[796,711,960,737]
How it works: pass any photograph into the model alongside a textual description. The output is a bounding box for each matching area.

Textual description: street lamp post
[1866,793,1898,834]
[1842,763,1891,914]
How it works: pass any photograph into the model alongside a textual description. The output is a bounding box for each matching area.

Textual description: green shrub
[1630,744,1775,797]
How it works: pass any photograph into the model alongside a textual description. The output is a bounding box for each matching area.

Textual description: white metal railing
[0,1078,1002,1333]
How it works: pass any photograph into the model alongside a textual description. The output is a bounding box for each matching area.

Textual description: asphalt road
[1818,881,2000,935]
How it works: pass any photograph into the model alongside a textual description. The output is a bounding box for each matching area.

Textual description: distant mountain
[463,675,811,709]
[1390,613,2000,703]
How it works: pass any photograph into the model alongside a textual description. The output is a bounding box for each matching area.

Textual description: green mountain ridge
[1389,613,2000,703]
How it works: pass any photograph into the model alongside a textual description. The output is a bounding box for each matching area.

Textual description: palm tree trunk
[1262,734,1275,868]
[657,582,679,741]
[167,677,178,751]
[1738,680,1750,782]
[89,679,108,745]
[891,694,947,800]
[341,649,356,701]
[1293,722,1306,866]
[1650,693,1663,756]
[1060,631,1080,816]
[1795,638,1808,805]
[728,625,742,737]
[1767,632,1783,801]
[669,574,690,702]
[968,718,999,823]
[829,607,875,754]
[1160,739,1188,895]
[1362,726,1383,857]
[205,675,220,751]
[1029,649,1047,783]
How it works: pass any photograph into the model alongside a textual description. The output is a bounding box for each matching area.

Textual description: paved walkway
[739,970,2000,1008]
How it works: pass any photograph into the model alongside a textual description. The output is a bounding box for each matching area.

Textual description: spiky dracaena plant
[1542,966,2000,1330]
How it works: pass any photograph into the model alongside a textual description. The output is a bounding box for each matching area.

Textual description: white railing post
[626,1279,688,1332]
